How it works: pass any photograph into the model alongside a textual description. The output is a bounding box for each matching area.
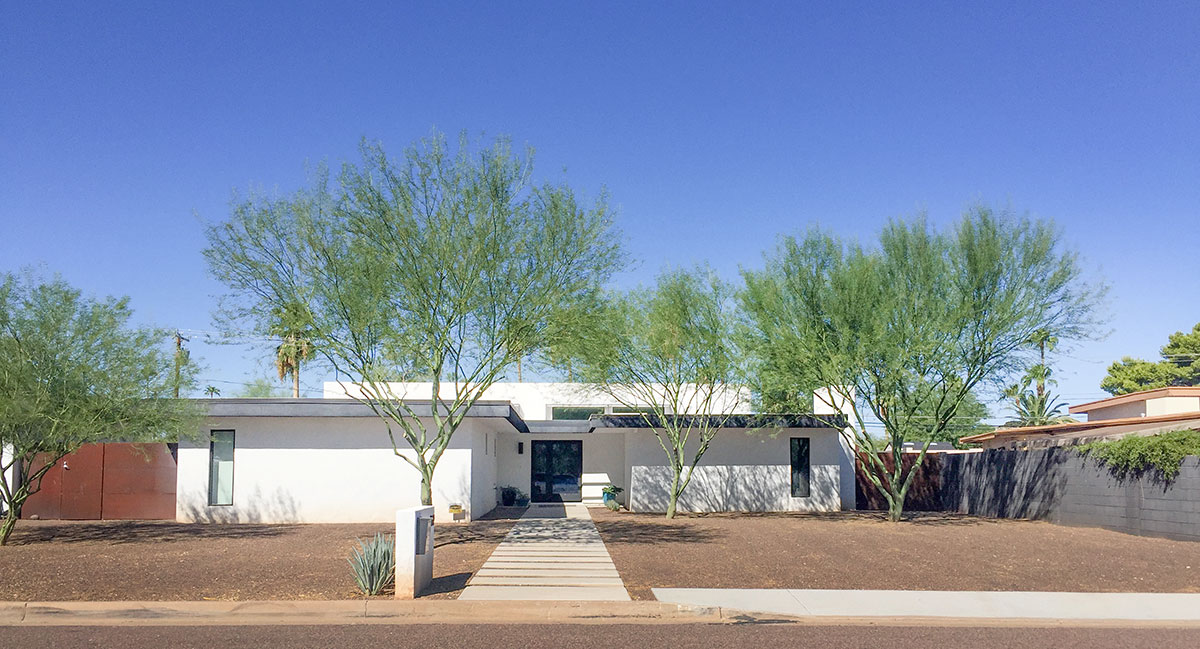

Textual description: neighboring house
[175,382,857,523]
[960,387,1200,449]
[885,441,978,453]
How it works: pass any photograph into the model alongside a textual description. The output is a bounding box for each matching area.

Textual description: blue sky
[2,2,1198,416]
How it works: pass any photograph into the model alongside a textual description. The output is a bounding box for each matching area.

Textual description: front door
[530,440,583,502]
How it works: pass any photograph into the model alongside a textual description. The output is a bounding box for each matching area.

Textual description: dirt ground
[0,509,520,601]
[590,509,1200,600]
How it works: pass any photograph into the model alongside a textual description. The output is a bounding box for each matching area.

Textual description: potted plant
[602,484,623,511]
[500,486,519,507]
[514,489,530,507]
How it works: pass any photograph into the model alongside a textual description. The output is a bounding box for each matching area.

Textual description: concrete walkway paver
[652,588,1200,622]
[458,504,630,601]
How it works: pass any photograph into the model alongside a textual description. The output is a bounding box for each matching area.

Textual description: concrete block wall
[938,450,1200,542]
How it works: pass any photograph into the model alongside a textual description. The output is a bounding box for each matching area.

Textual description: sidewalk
[6,591,1200,627]
[0,600,713,626]
[653,588,1200,622]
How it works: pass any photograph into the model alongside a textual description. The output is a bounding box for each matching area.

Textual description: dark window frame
[790,437,811,498]
[208,429,236,506]
[550,406,606,420]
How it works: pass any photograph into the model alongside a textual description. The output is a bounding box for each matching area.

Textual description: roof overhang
[197,398,529,433]
[1068,387,1200,414]
[959,410,1200,445]
[195,399,845,436]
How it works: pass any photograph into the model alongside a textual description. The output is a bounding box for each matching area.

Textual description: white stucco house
[176,382,856,523]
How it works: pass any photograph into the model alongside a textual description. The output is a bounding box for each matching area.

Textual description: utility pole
[173,331,189,398]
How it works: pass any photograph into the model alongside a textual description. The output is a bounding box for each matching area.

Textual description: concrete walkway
[653,588,1200,622]
[458,503,630,601]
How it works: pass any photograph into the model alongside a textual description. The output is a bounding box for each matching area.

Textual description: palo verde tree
[0,271,200,545]
[740,206,1101,521]
[204,130,624,507]
[563,267,744,518]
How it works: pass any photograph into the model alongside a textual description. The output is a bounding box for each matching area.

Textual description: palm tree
[1006,390,1073,427]
[268,303,314,399]
[1004,330,1074,427]
[275,332,312,398]
[204,385,221,398]
[1027,328,1059,397]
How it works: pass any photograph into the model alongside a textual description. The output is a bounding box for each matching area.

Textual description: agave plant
[348,533,396,596]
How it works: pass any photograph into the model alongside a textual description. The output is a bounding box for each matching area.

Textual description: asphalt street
[3,623,1197,648]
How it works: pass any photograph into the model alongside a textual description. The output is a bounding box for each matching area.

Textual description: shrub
[348,533,395,596]
[1077,429,1200,480]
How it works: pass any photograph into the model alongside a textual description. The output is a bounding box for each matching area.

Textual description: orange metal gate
[20,443,177,520]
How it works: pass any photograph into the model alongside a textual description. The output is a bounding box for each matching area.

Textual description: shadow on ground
[8,520,297,545]
[423,571,473,597]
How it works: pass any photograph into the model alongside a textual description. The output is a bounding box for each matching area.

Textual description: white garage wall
[494,431,626,505]
[625,427,850,513]
[176,416,497,523]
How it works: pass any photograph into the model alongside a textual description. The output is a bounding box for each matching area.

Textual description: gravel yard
[590,508,1200,600]
[0,510,520,601]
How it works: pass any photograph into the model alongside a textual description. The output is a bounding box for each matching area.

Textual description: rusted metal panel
[19,443,177,521]
[101,443,177,520]
[59,443,105,519]
[20,453,65,520]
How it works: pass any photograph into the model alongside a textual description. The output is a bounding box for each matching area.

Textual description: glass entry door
[530,440,583,502]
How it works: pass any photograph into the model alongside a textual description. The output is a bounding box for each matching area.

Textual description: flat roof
[590,413,846,430]
[1068,387,1200,414]
[959,410,1200,444]
[196,399,842,434]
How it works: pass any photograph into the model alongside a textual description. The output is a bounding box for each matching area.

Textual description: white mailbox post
[395,505,435,599]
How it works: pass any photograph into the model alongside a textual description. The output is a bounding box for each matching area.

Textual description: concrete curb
[0,600,727,626]
[4,598,1199,628]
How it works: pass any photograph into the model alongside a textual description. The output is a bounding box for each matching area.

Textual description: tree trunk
[665,472,681,519]
[0,508,18,546]
[293,368,300,398]
[886,496,904,522]
[419,472,433,507]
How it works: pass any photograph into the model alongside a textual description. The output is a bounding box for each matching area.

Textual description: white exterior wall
[624,427,849,513]
[494,431,627,505]
[1084,401,1148,421]
[470,429,498,517]
[177,416,498,523]
[1,444,12,514]
[1146,396,1200,417]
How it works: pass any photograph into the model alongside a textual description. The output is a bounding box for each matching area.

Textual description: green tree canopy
[559,267,744,518]
[908,390,992,446]
[0,271,200,545]
[740,206,1102,521]
[204,130,624,506]
[236,376,289,398]
[1101,323,1200,395]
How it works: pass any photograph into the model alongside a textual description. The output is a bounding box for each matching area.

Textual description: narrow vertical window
[208,430,235,506]
[790,437,810,498]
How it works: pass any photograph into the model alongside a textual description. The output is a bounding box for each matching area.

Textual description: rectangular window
[208,430,235,506]
[790,437,810,498]
[551,406,605,420]
[611,406,654,415]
